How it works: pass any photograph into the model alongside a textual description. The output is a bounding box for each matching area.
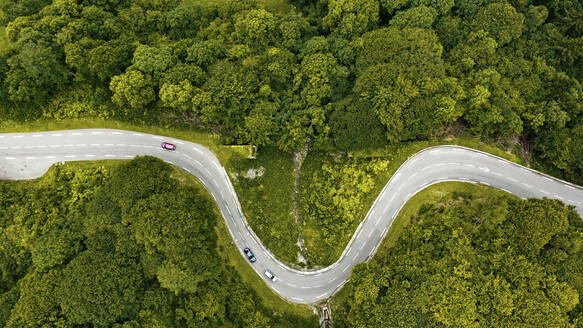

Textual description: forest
[1,0,583,325]
[336,187,583,327]
[0,0,582,182]
[0,157,316,327]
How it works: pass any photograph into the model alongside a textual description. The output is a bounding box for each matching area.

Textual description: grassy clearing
[329,181,514,318]
[298,135,523,267]
[352,134,522,163]
[298,153,392,266]
[171,164,317,322]
[228,147,301,266]
[0,118,246,165]
[29,160,316,322]
[296,152,328,265]
[0,118,525,270]
[0,118,302,266]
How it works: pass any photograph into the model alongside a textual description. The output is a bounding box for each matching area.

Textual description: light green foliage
[229,147,301,265]
[30,226,83,272]
[0,158,318,327]
[109,70,156,110]
[462,68,524,137]
[354,27,458,143]
[380,0,411,15]
[299,156,389,264]
[473,3,524,46]
[323,0,380,37]
[390,6,438,29]
[339,190,583,327]
[186,40,225,69]
[449,30,499,74]
[244,101,278,146]
[524,5,548,30]
[159,80,194,111]
[299,51,348,106]
[279,14,309,51]
[132,44,176,78]
[413,0,454,15]
[235,9,277,46]
[160,63,206,87]
[2,0,581,186]
[5,271,67,327]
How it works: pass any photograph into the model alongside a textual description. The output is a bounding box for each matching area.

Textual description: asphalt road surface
[1,129,582,304]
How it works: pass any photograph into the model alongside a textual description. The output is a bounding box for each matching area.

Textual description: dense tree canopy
[0,0,582,182]
[338,191,583,327]
[0,158,316,327]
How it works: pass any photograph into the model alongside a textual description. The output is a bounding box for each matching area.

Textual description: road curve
[1,129,582,304]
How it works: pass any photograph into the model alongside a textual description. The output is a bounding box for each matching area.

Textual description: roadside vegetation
[0,0,582,184]
[1,0,582,323]
[0,157,317,327]
[228,146,301,265]
[332,182,583,327]
[298,132,523,267]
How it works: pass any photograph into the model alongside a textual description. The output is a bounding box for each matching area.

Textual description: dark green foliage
[340,193,583,327]
[5,42,69,103]
[329,98,386,150]
[58,250,145,326]
[0,157,316,327]
[1,0,583,183]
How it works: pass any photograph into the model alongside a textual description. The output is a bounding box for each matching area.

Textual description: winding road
[2,129,582,304]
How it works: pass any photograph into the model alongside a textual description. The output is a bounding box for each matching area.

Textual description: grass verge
[329,181,515,322]
[171,165,317,321]
[0,118,526,270]
[299,134,523,268]
[227,147,301,266]
[24,160,316,322]
[0,118,248,165]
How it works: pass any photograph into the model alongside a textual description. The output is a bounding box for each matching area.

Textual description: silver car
[264,269,276,281]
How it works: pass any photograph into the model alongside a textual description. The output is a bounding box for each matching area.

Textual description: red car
[161,142,176,151]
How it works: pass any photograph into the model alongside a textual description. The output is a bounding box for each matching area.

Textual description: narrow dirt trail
[292,145,310,265]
